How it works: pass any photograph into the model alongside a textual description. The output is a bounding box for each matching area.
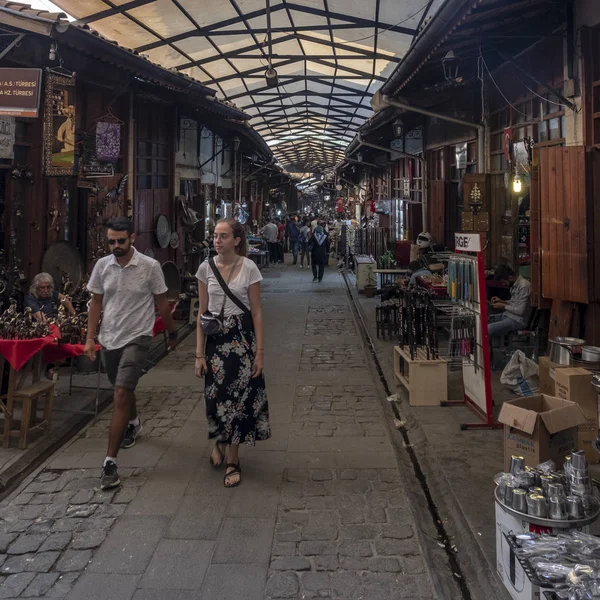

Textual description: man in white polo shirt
[84,217,178,490]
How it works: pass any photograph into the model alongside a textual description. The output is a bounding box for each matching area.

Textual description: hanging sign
[44,73,76,176]
[402,178,410,199]
[0,116,15,159]
[455,232,481,252]
[0,68,42,118]
[503,128,512,161]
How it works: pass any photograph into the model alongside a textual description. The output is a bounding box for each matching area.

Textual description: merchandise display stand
[444,233,501,430]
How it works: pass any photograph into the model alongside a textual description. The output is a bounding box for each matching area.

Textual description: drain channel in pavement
[343,272,473,600]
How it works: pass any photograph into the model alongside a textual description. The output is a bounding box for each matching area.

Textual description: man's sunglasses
[108,238,129,246]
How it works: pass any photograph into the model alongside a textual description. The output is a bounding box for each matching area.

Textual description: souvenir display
[0,303,50,340]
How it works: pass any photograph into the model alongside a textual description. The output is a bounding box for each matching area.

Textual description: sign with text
[0,68,42,118]
[455,232,481,252]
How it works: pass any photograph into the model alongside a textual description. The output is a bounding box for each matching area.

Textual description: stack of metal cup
[569,450,592,498]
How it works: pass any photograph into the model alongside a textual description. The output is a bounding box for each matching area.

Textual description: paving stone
[27,519,55,534]
[301,524,337,541]
[65,572,139,600]
[2,521,32,534]
[338,541,373,557]
[12,493,34,505]
[272,542,297,557]
[265,572,299,598]
[6,534,47,555]
[339,509,364,524]
[21,572,60,597]
[199,565,267,600]
[212,518,275,565]
[0,572,35,598]
[0,535,17,554]
[113,487,138,504]
[313,555,338,571]
[330,571,362,598]
[1,551,59,573]
[402,555,427,574]
[65,504,98,518]
[46,572,79,597]
[339,556,370,571]
[38,532,71,552]
[380,524,414,539]
[298,541,337,556]
[271,556,311,571]
[300,571,330,593]
[55,549,92,572]
[375,539,421,556]
[88,515,168,575]
[274,524,301,543]
[339,525,377,540]
[69,489,95,505]
[139,539,213,589]
[369,557,402,573]
[50,518,82,533]
[71,529,107,550]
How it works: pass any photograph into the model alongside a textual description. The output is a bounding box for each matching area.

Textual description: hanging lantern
[265,67,279,88]
[513,176,522,194]
[442,50,460,81]
[393,118,404,138]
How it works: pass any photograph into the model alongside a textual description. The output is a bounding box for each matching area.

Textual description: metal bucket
[549,337,585,365]
[582,346,600,362]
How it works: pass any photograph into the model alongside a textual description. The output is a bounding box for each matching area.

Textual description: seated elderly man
[24,273,75,322]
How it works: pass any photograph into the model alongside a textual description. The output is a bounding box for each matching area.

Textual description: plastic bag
[500,350,540,396]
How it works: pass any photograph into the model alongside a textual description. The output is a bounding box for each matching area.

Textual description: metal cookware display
[590,374,600,455]
[161,261,181,301]
[549,337,586,365]
[582,345,600,362]
[155,214,171,249]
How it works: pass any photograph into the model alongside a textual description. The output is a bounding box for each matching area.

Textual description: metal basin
[582,345,600,362]
[549,337,585,365]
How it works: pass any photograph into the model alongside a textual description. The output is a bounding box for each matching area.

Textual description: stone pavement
[0,264,443,600]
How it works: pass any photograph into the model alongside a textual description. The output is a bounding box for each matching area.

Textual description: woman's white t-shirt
[196,257,263,317]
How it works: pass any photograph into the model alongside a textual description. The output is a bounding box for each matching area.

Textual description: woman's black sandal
[224,463,242,487]
[209,442,227,469]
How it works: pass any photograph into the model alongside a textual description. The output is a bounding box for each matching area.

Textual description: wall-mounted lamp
[356,152,363,163]
[513,176,522,194]
[442,50,460,81]
[393,118,404,138]
[233,136,241,152]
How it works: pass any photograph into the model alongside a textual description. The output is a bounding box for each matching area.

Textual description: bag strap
[209,257,251,316]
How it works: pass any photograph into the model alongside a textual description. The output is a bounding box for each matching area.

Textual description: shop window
[549,117,561,140]
[537,121,548,142]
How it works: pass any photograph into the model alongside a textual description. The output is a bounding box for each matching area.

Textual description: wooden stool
[3,380,55,449]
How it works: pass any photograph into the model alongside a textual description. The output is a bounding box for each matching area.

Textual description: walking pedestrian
[195,219,270,488]
[287,216,301,265]
[298,218,311,268]
[311,225,328,282]
[261,219,278,264]
[277,219,285,263]
[84,217,178,490]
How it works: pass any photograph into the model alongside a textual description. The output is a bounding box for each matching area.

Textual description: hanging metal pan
[41,242,83,294]
[161,261,181,300]
[155,214,171,249]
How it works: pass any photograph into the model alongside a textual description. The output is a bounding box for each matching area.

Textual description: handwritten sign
[455,232,481,252]
[0,68,42,118]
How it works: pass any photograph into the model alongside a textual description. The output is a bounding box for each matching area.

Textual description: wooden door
[539,146,590,304]
[428,180,445,247]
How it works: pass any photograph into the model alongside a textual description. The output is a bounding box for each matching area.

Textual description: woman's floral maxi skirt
[204,312,271,445]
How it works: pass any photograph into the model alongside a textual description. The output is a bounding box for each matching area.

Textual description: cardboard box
[497,395,587,472]
[554,368,599,464]
[495,500,590,600]
[538,356,569,396]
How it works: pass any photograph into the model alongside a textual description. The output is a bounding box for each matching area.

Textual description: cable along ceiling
[52,0,445,173]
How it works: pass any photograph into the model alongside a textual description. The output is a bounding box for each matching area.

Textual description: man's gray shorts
[101,336,152,391]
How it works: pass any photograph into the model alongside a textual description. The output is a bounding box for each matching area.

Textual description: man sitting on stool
[24,273,75,322]
[489,264,531,338]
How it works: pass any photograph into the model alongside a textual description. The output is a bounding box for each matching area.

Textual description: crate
[393,346,447,406]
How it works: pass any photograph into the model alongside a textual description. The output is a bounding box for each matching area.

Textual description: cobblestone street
[0,266,438,599]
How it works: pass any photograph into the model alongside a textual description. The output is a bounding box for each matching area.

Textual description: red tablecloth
[41,342,100,364]
[0,325,61,371]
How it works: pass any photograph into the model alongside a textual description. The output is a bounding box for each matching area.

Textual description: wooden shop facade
[337,0,600,343]
[0,1,282,294]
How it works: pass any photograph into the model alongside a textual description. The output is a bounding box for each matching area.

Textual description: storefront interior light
[513,176,522,194]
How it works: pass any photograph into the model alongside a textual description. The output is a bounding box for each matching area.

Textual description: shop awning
[45,0,448,173]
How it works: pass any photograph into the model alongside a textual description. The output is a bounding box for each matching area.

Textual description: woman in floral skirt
[195,219,270,487]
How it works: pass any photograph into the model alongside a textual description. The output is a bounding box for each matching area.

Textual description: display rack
[444,233,501,430]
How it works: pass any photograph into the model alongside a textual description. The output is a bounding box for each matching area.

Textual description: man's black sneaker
[121,420,143,449]
[101,461,120,490]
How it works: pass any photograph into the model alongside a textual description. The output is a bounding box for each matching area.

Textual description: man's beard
[112,247,126,257]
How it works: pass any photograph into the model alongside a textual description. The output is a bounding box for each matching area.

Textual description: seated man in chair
[24,273,75,322]
[489,264,531,338]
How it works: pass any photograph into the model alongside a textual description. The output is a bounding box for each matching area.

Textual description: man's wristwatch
[168,331,178,341]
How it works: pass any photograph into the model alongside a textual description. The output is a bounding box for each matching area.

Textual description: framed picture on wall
[44,73,76,176]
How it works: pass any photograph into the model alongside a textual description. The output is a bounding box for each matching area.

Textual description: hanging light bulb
[513,176,522,193]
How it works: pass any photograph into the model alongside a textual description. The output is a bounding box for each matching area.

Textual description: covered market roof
[43,0,447,174]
